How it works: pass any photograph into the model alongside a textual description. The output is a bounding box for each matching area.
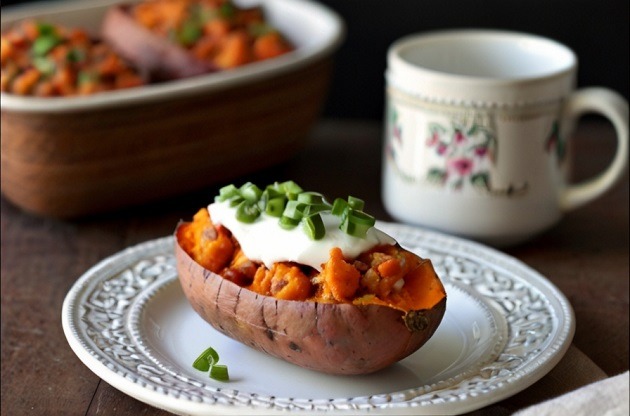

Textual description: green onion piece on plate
[192,346,219,372]
[209,364,229,381]
[192,346,229,381]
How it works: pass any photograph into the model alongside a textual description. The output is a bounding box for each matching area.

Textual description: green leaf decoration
[471,172,491,190]
[427,168,447,184]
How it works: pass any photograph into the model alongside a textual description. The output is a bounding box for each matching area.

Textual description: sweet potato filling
[178,208,446,312]
[132,0,294,69]
[1,20,144,96]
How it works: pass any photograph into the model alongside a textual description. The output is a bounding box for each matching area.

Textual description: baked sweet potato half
[175,183,447,375]
[102,0,294,81]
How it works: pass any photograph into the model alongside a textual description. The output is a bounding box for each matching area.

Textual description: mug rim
[387,29,577,105]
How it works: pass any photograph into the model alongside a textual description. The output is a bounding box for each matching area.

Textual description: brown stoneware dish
[0,0,344,217]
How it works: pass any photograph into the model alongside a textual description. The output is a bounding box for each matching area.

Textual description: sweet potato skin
[102,5,214,80]
[175,224,447,375]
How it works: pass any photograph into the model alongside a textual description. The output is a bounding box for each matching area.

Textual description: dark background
[2,0,628,119]
[317,0,629,119]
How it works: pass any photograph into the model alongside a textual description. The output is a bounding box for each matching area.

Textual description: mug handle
[560,87,629,211]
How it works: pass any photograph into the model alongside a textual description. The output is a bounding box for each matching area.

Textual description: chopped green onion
[205,346,220,364]
[347,196,365,211]
[36,22,57,36]
[282,200,306,220]
[219,2,236,18]
[192,346,229,381]
[236,201,260,223]
[331,198,347,216]
[32,34,62,57]
[178,20,203,46]
[210,364,229,381]
[240,182,262,203]
[297,192,324,205]
[228,196,244,207]
[349,209,375,225]
[279,180,303,196]
[66,48,85,63]
[339,210,375,239]
[192,346,219,372]
[216,184,239,201]
[265,197,286,217]
[214,181,378,239]
[77,71,99,85]
[279,215,300,230]
[32,57,55,76]
[303,214,325,240]
[192,355,210,372]
[302,203,330,217]
[263,186,284,199]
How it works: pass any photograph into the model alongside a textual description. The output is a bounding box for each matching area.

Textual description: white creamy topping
[209,201,396,271]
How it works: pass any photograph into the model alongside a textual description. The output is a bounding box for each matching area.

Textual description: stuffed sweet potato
[175,182,447,375]
[103,0,294,80]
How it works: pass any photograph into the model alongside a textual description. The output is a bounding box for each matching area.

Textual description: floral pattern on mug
[425,121,497,191]
[387,107,403,160]
[544,120,566,163]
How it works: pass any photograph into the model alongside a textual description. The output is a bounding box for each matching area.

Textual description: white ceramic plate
[62,222,574,415]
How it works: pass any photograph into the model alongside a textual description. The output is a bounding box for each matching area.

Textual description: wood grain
[1,119,627,415]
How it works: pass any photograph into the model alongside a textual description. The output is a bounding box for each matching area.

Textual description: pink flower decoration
[474,146,488,157]
[453,130,466,144]
[437,143,448,155]
[447,157,474,176]
[426,132,439,146]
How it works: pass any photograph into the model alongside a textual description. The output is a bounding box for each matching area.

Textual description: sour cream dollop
[209,201,396,271]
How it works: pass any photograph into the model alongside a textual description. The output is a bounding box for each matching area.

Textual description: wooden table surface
[1,119,627,415]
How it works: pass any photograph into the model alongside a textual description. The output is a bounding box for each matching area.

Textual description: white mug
[382,29,629,246]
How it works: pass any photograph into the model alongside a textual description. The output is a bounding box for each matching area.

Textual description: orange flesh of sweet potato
[214,31,251,69]
[253,32,293,60]
[180,208,446,312]
[321,247,361,302]
[177,208,234,273]
[268,263,312,300]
